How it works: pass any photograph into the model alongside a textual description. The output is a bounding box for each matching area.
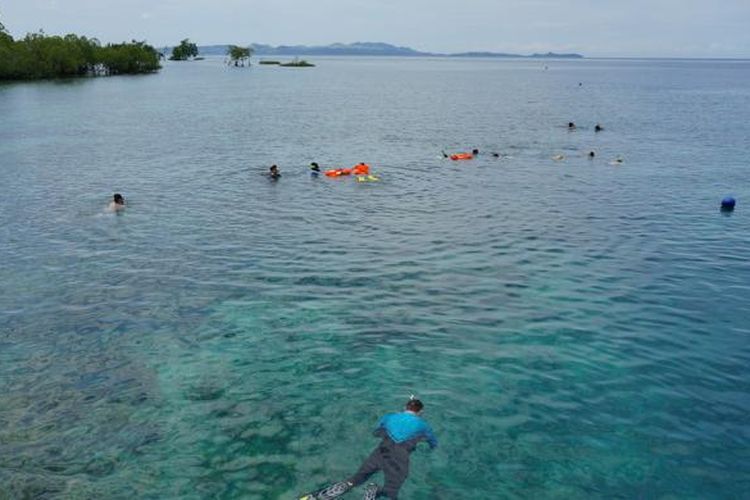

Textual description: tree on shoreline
[169,38,198,61]
[227,45,253,66]
[0,23,161,80]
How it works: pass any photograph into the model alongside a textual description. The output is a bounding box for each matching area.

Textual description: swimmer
[269,164,281,179]
[552,154,565,161]
[352,162,370,175]
[588,151,596,159]
[299,398,437,500]
[568,122,576,130]
[107,193,125,211]
[609,157,624,165]
[310,162,321,176]
[472,148,479,156]
[595,123,603,132]
[492,152,500,158]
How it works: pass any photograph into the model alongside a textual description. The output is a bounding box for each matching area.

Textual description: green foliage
[0,26,160,80]
[279,58,315,67]
[169,38,198,61]
[98,40,161,75]
[227,45,252,66]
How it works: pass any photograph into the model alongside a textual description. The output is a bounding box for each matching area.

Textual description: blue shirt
[376,411,438,449]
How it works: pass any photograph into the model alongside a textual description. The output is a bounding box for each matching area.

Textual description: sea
[1,56,749,499]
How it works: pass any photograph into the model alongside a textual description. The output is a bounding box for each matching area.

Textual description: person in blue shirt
[300,398,437,499]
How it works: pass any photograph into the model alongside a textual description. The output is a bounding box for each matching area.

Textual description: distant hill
[184,42,583,58]
[450,51,583,59]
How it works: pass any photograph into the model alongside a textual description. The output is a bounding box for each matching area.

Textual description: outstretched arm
[424,424,438,449]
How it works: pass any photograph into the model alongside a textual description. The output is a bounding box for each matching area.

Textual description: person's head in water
[568,122,576,129]
[472,149,479,156]
[595,123,603,132]
[113,193,125,205]
[406,398,424,414]
[588,151,595,158]
[310,162,320,171]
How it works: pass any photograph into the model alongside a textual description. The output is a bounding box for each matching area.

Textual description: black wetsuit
[348,412,437,499]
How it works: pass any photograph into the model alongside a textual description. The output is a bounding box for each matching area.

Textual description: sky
[2,0,749,58]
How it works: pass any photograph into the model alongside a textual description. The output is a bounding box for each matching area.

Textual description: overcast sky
[2,0,749,58]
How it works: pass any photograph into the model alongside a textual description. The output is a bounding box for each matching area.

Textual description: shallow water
[1,57,749,499]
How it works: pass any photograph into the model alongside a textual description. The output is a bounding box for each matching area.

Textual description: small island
[259,60,281,65]
[279,58,315,67]
[169,39,199,61]
[226,45,253,67]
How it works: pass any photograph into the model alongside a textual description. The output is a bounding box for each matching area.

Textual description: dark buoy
[721,197,736,211]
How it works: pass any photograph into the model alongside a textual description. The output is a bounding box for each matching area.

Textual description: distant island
[192,42,583,59]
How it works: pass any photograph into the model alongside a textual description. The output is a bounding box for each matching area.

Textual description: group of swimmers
[113,122,617,207]
[441,122,618,164]
[266,162,380,182]
[568,121,604,132]
[563,121,625,163]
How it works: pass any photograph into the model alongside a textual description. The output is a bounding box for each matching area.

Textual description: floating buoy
[325,168,352,177]
[356,175,380,183]
[721,197,736,211]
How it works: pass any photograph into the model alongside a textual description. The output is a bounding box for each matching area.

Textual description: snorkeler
[595,123,603,132]
[108,193,125,211]
[568,122,576,130]
[299,398,437,500]
[310,162,321,176]
[269,164,281,179]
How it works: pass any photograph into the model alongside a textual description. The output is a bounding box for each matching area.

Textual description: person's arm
[423,423,438,449]
[372,414,388,437]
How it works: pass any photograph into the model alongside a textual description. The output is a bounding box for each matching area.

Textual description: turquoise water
[1,57,749,498]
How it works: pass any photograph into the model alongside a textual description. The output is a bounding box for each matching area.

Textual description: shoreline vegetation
[0,22,160,80]
[1,21,580,82]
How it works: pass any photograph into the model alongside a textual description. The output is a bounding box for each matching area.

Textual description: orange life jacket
[352,163,370,175]
[325,168,353,177]
[450,153,473,161]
